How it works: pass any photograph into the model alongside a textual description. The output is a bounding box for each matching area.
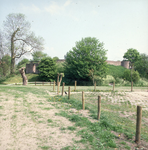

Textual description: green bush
[107,64,127,79]
[37,57,57,81]
[123,69,140,83]
[102,75,115,85]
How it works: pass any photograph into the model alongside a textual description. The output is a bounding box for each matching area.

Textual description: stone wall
[26,59,129,74]
[26,61,40,74]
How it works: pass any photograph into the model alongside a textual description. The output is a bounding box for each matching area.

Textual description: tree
[0,55,11,76]
[123,48,140,68]
[37,57,57,81]
[17,58,29,69]
[64,37,108,84]
[32,51,48,61]
[123,69,140,83]
[19,67,28,85]
[53,56,59,62]
[3,13,44,74]
[134,53,148,79]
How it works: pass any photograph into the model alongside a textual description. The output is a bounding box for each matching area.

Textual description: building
[26,61,40,74]
[26,59,129,74]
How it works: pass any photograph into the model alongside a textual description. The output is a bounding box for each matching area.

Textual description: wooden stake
[97,96,101,120]
[68,86,70,99]
[75,81,77,91]
[94,81,96,91]
[62,82,65,96]
[113,82,115,91]
[135,106,142,143]
[57,82,59,95]
[131,81,133,92]
[57,73,59,86]
[53,81,55,91]
[82,91,85,110]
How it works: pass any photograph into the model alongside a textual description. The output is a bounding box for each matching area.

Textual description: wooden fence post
[135,106,142,143]
[57,82,59,95]
[97,96,101,120]
[113,82,115,91]
[53,81,55,91]
[131,81,133,92]
[82,91,85,110]
[62,82,65,96]
[35,81,36,86]
[68,86,70,99]
[75,81,77,91]
[94,81,96,91]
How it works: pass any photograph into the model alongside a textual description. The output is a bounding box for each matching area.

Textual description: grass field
[0,85,148,150]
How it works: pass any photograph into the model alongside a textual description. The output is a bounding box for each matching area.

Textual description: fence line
[13,81,57,86]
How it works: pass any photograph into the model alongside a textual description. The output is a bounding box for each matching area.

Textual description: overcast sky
[0,0,148,61]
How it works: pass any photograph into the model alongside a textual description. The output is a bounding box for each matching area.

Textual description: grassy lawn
[0,85,148,149]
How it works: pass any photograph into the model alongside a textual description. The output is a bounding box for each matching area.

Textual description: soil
[0,92,82,150]
[0,90,148,150]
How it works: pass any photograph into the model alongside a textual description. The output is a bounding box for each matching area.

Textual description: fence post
[113,82,115,91]
[53,81,55,91]
[94,81,96,91]
[82,91,85,110]
[75,81,77,91]
[68,86,70,99]
[131,81,133,92]
[50,82,51,86]
[97,96,101,120]
[62,82,65,96]
[57,82,59,95]
[35,81,36,86]
[135,106,142,143]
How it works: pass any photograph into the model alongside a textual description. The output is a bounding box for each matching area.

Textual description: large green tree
[123,48,140,68]
[32,51,48,61]
[134,53,148,79]
[37,57,57,81]
[0,54,11,76]
[64,37,108,84]
[3,13,44,74]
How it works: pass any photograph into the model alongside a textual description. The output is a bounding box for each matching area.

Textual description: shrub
[37,57,57,81]
[123,69,140,83]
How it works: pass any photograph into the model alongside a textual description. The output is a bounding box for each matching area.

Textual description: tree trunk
[10,28,20,74]
[59,73,63,86]
[19,67,28,85]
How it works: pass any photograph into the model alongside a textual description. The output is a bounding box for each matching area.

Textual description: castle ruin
[26,61,40,74]
[26,59,129,74]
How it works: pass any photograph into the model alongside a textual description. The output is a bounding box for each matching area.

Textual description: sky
[0,0,148,61]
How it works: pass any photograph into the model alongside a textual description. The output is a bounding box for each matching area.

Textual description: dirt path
[0,92,82,150]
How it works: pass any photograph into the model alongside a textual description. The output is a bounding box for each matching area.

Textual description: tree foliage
[17,58,29,69]
[123,48,140,68]
[0,55,11,76]
[123,69,140,83]
[32,51,48,61]
[64,37,108,84]
[37,57,57,81]
[3,13,44,74]
[134,53,148,79]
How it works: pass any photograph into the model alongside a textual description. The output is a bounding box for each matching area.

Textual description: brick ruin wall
[26,62,40,74]
[26,60,129,74]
